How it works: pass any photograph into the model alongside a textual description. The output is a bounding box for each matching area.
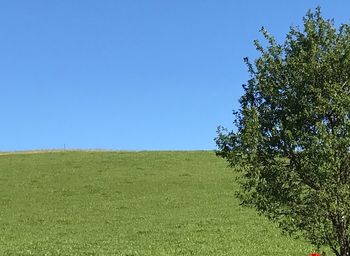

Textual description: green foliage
[216,7,350,256]
[0,151,310,255]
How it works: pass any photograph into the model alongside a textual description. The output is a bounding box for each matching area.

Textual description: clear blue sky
[1,1,350,151]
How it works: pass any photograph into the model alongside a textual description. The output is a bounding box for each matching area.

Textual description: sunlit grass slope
[0,151,310,255]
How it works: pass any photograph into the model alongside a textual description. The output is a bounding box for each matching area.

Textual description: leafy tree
[216,7,350,256]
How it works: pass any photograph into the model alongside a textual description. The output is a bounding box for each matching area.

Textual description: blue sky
[1,1,350,151]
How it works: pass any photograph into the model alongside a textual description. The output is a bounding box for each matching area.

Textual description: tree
[216,7,350,256]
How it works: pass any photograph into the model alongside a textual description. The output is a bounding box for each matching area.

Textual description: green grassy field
[0,151,312,255]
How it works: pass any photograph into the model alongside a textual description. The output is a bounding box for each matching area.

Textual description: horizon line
[0,148,216,156]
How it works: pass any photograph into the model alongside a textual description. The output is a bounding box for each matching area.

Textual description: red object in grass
[309,253,321,256]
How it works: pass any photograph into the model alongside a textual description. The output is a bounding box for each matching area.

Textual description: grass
[0,151,312,255]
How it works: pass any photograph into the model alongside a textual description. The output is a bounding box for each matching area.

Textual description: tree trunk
[338,219,350,256]
[339,241,350,256]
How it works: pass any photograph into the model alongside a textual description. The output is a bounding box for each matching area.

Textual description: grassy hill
[0,151,311,255]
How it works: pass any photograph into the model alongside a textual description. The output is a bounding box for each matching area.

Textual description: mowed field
[0,151,311,255]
